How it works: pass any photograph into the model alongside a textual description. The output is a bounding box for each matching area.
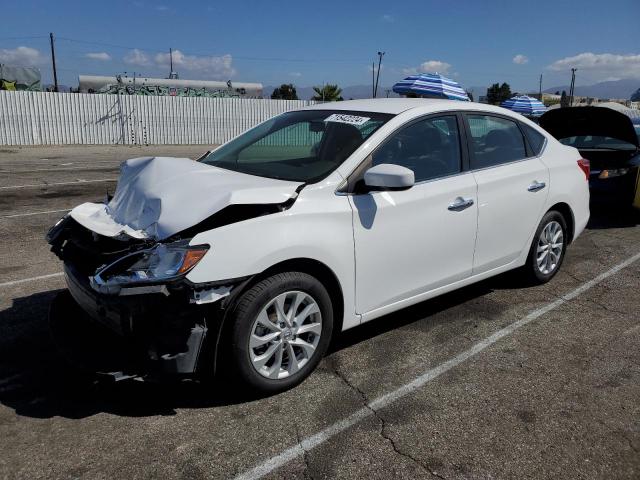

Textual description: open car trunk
[540,106,640,174]
[540,106,639,150]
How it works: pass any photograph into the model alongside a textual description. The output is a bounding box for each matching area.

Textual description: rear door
[464,113,550,273]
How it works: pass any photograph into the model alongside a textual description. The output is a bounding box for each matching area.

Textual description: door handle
[448,197,474,211]
[528,181,546,192]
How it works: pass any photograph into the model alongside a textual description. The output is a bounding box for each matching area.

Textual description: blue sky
[1,0,639,93]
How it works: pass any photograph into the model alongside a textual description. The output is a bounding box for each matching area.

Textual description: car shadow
[0,275,514,419]
[0,290,251,419]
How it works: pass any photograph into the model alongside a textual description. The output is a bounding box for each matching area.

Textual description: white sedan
[47,99,590,393]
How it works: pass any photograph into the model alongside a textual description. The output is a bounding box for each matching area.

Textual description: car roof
[301,97,521,117]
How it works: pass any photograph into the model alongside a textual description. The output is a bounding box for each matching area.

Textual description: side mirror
[363,164,415,190]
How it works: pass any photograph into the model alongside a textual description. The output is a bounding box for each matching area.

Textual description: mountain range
[543,79,639,99]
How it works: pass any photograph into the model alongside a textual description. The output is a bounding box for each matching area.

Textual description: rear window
[521,123,546,156]
[467,114,527,169]
[559,135,636,151]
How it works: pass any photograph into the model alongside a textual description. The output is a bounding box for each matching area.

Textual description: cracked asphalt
[1,146,639,480]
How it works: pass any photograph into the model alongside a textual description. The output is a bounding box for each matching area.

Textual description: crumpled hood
[69,156,303,240]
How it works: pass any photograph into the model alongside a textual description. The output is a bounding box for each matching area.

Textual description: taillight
[577,158,590,180]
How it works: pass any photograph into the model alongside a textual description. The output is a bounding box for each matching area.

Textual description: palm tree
[312,84,343,102]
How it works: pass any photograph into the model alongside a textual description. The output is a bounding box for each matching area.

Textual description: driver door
[349,114,478,316]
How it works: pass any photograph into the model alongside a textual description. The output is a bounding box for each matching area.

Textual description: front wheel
[221,272,333,394]
[521,210,568,284]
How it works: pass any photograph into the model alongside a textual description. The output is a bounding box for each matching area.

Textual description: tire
[221,272,333,395]
[521,210,568,284]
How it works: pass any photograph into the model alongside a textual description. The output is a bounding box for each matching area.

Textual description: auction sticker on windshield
[324,114,371,126]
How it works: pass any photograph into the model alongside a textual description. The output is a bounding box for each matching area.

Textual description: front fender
[185,190,359,330]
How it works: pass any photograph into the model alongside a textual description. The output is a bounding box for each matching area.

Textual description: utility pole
[569,68,577,106]
[372,62,375,98]
[538,73,543,101]
[374,51,385,98]
[49,32,59,92]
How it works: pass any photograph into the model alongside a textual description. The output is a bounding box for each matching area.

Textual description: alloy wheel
[249,291,322,380]
[536,220,564,275]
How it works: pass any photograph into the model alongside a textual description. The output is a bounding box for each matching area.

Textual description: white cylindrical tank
[78,75,263,97]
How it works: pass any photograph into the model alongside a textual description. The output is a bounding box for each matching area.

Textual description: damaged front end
[45,156,304,381]
[46,215,242,381]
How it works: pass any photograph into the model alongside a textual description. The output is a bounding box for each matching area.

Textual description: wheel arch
[547,202,575,243]
[208,257,345,379]
[253,258,345,336]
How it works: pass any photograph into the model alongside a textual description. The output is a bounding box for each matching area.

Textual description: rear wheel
[521,210,568,284]
[221,272,333,394]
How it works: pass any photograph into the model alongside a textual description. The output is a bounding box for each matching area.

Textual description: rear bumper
[50,264,222,379]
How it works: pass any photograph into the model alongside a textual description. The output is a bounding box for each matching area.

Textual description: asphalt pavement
[0,145,638,480]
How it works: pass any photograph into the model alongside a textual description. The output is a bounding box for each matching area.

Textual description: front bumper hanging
[50,265,224,380]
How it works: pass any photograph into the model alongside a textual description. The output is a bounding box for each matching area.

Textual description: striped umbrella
[501,95,547,116]
[392,73,470,101]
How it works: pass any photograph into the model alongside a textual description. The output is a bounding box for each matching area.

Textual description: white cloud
[0,46,44,66]
[290,72,302,77]
[381,14,395,23]
[547,52,640,81]
[513,54,528,65]
[156,5,169,11]
[85,52,111,61]
[154,50,236,79]
[402,60,452,75]
[124,49,152,67]
[123,48,236,79]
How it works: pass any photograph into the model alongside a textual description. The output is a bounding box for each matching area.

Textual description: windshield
[559,135,637,151]
[200,110,393,182]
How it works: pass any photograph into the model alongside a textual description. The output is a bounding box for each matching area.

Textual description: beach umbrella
[501,95,547,116]
[392,73,470,101]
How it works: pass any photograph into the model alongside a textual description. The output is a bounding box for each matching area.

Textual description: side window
[521,123,546,156]
[371,115,461,182]
[467,115,527,169]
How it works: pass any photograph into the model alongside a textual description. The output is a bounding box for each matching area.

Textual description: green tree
[560,90,569,108]
[271,84,298,100]
[312,84,343,102]
[486,82,512,104]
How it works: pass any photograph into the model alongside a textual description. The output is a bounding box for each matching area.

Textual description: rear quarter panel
[539,138,590,241]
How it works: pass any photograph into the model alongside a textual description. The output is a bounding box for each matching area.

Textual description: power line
[0,35,48,41]
[55,36,369,64]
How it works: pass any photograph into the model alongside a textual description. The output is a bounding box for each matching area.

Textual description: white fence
[0,91,316,146]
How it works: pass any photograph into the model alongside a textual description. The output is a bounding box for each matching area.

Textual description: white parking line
[0,178,117,190]
[233,251,640,480]
[0,272,64,288]
[1,208,70,219]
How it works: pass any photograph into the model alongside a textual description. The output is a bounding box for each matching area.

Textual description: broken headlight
[91,242,209,293]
